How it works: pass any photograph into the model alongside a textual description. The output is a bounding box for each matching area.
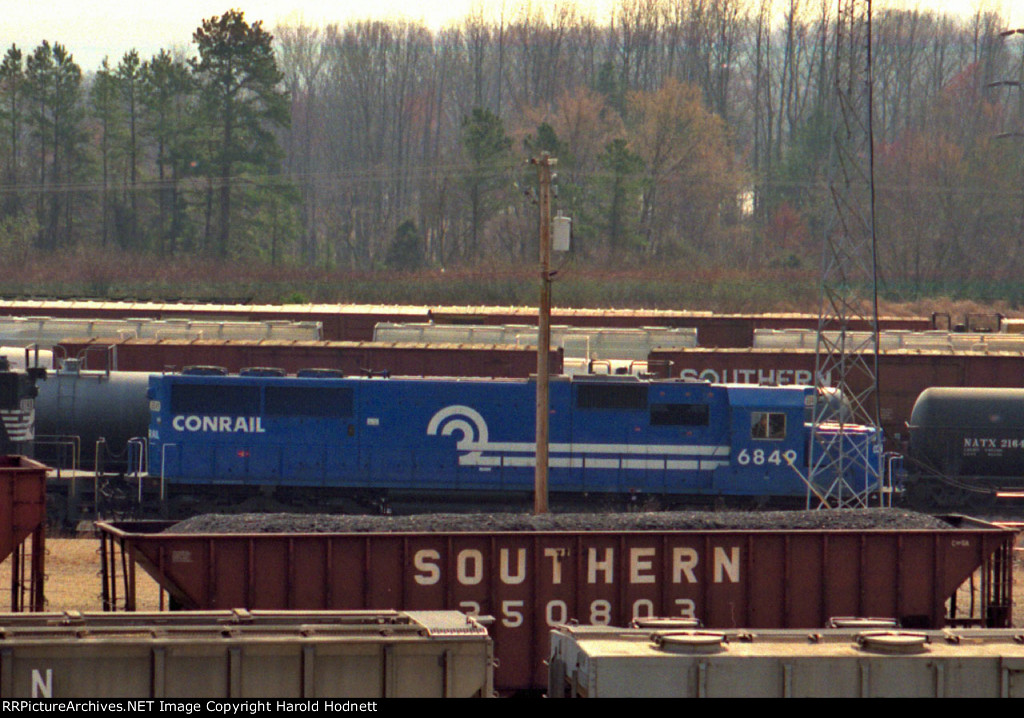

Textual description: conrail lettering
[171,415,266,433]
[411,545,741,586]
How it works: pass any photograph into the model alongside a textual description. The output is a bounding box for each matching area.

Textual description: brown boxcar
[97,518,1015,693]
[649,347,1024,447]
[55,338,562,378]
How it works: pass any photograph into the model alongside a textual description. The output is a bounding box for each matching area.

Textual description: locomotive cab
[716,385,809,496]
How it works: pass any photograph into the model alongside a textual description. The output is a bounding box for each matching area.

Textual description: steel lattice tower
[806,0,886,508]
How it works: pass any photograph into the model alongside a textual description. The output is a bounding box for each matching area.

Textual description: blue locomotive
[145,372,884,508]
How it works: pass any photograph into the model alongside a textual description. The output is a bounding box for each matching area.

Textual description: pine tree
[141,50,195,255]
[460,107,512,259]
[191,10,289,258]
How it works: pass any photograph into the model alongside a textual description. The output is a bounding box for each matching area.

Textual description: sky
[6,0,1024,73]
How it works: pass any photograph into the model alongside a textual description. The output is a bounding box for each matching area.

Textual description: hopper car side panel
[97,521,1016,693]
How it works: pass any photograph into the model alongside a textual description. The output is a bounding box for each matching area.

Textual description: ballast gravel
[167,508,957,534]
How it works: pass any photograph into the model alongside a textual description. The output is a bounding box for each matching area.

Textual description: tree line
[1,3,1022,299]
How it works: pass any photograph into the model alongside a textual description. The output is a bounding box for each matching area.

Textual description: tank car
[145,372,884,512]
[33,359,151,474]
[905,387,1024,507]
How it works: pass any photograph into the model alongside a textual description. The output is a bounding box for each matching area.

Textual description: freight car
[33,359,150,472]
[144,372,883,513]
[902,387,1024,508]
[0,315,322,348]
[648,346,1024,453]
[0,610,493,698]
[548,625,1024,698]
[0,298,935,346]
[372,322,697,371]
[53,336,560,377]
[97,512,1015,694]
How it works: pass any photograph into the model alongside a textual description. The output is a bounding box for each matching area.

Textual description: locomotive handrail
[33,435,81,475]
[159,443,177,501]
[126,437,147,504]
[884,453,902,505]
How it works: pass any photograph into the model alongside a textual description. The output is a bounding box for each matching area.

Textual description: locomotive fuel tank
[907,387,1024,484]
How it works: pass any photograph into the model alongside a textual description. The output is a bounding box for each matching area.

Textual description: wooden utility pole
[532,153,556,515]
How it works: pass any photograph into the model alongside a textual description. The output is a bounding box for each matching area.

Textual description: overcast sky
[6,0,1024,73]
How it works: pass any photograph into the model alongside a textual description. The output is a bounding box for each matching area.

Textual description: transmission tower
[806,0,886,508]
[988,28,1024,231]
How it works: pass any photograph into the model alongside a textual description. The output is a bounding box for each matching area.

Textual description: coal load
[168,508,954,534]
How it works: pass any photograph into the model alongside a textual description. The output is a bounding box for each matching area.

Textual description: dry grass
[879,297,1022,320]
[0,537,163,613]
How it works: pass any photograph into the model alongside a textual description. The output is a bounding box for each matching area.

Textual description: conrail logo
[171,415,266,433]
[426,404,730,471]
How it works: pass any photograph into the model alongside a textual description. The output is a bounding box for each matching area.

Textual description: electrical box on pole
[552,215,571,252]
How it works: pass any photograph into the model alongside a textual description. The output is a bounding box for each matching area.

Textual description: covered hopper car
[548,625,1024,698]
[0,610,493,698]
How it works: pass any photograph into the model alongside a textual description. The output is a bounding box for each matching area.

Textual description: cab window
[751,412,786,440]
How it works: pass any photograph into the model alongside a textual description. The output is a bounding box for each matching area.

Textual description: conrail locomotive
[30,359,1024,516]
[141,372,883,512]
